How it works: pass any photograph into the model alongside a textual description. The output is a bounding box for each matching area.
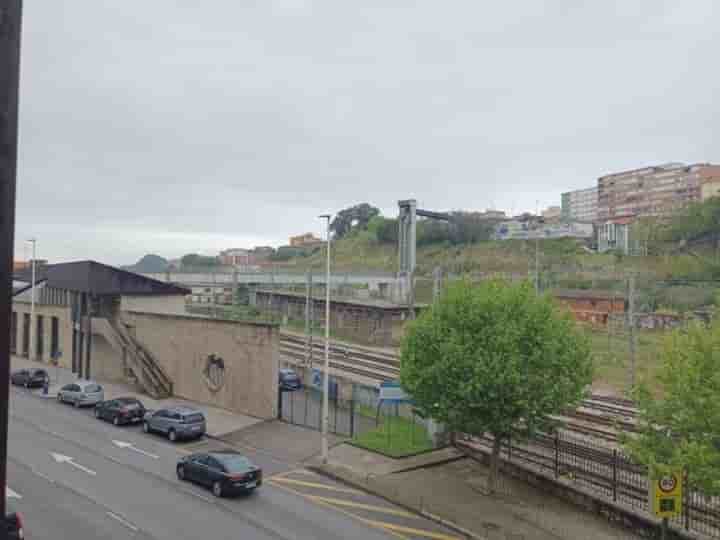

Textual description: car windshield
[215,455,252,472]
[83,384,102,393]
[182,413,204,424]
[282,371,298,380]
[32,370,47,376]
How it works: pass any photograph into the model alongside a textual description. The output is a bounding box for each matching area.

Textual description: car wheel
[94,408,101,419]
[168,429,177,442]
[177,465,186,481]
[113,416,120,426]
[74,399,80,408]
[212,481,223,498]
[143,422,150,434]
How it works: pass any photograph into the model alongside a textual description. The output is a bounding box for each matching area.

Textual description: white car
[57,381,105,408]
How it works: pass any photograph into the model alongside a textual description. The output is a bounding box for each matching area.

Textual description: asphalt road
[7,385,460,540]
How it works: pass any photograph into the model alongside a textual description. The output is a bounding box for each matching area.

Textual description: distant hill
[124,254,169,273]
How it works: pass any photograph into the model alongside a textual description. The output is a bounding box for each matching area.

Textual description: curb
[307,464,486,540]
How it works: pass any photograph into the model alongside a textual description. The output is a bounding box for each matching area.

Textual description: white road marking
[30,468,54,484]
[6,487,22,499]
[183,489,214,504]
[50,452,97,476]
[106,512,138,532]
[112,440,159,459]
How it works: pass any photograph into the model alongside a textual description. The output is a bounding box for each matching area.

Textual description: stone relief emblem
[203,353,226,392]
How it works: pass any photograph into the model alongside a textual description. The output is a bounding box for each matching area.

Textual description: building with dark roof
[12,261,190,396]
[11,260,280,419]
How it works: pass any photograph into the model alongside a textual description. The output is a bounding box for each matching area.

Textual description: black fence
[461,432,720,539]
[278,386,366,437]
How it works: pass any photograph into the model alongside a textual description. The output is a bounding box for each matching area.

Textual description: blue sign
[379,381,410,403]
[311,369,338,399]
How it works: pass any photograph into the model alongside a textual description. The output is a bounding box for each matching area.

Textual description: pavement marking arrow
[6,487,22,500]
[112,440,159,459]
[50,452,97,476]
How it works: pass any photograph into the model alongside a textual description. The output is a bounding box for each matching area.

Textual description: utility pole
[0,0,24,520]
[27,238,36,359]
[628,274,636,391]
[535,200,540,294]
[432,266,442,304]
[319,214,332,464]
[305,269,312,368]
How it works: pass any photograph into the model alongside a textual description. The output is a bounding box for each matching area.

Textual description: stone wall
[121,311,279,419]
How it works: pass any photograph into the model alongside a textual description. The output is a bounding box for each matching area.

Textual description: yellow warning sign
[649,471,683,518]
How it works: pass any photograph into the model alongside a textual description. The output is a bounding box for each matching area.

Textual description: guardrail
[459,433,720,538]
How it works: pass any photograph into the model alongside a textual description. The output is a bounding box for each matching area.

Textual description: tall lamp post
[27,238,36,360]
[318,214,331,463]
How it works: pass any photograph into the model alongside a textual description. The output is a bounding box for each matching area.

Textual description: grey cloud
[14,0,720,264]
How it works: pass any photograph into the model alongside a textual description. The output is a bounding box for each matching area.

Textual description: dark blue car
[279,368,302,391]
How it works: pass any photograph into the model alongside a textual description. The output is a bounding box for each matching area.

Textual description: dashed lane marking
[106,512,138,532]
[309,495,418,518]
[268,477,363,494]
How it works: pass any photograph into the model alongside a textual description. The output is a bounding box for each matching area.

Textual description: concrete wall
[120,295,187,315]
[11,301,73,370]
[120,311,279,419]
[90,334,128,383]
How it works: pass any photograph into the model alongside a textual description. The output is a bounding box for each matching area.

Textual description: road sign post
[649,469,683,539]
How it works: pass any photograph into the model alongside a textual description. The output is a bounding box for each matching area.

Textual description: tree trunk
[488,435,502,494]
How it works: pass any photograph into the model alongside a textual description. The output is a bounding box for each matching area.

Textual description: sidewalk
[311,443,640,540]
[10,355,262,438]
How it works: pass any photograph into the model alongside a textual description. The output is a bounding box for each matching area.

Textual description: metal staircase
[95,316,173,399]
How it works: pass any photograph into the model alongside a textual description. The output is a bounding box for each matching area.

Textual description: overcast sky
[14,1,720,265]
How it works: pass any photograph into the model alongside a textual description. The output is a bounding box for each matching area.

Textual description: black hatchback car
[10,368,49,388]
[5,505,24,539]
[177,451,262,498]
[94,397,146,426]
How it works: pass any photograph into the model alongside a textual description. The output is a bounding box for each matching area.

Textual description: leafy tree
[623,321,720,496]
[367,216,398,244]
[400,279,592,493]
[330,203,380,239]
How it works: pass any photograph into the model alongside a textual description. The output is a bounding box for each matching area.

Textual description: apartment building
[700,165,720,201]
[561,187,598,222]
[597,162,716,221]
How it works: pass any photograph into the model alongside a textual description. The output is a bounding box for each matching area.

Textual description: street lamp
[26,238,37,360]
[318,214,331,464]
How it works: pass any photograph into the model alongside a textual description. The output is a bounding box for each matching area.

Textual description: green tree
[330,203,380,239]
[400,279,592,492]
[367,216,398,244]
[623,321,720,496]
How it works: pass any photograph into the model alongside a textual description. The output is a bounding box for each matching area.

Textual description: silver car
[57,381,104,408]
[143,406,206,442]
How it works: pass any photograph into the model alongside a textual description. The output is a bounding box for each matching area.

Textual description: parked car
[5,504,24,539]
[279,368,302,391]
[95,397,146,426]
[177,451,262,497]
[143,406,206,442]
[56,381,104,408]
[10,368,49,388]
